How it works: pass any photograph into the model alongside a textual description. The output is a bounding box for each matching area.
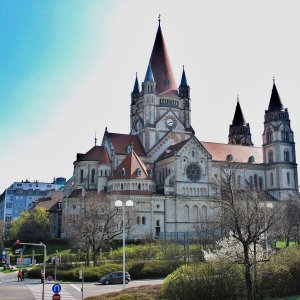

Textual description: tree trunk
[243,244,254,300]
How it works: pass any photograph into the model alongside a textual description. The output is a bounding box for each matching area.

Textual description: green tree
[9,207,50,242]
[0,220,5,251]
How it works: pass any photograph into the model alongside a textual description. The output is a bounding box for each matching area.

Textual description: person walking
[21,269,25,281]
[41,271,44,284]
[17,269,22,282]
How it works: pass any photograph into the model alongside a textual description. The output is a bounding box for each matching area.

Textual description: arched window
[142,216,146,225]
[237,175,241,188]
[136,168,141,177]
[281,129,289,141]
[80,170,84,183]
[138,183,141,190]
[121,183,124,190]
[259,177,263,189]
[284,150,290,162]
[287,172,290,185]
[184,205,189,221]
[156,220,160,226]
[267,129,273,143]
[193,205,198,220]
[270,173,274,186]
[91,169,95,183]
[268,151,273,163]
[202,205,207,220]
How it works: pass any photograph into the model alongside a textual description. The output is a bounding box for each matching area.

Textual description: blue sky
[1,0,300,192]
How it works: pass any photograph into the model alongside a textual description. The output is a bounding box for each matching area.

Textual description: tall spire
[148,19,177,96]
[268,80,284,112]
[232,98,246,126]
[180,65,188,86]
[144,63,154,82]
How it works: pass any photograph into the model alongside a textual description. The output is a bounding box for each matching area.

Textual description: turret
[262,79,298,199]
[228,97,253,146]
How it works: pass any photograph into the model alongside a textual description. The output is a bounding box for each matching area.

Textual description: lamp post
[115,199,133,289]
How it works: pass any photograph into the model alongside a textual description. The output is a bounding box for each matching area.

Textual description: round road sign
[52,283,62,293]
[52,293,61,300]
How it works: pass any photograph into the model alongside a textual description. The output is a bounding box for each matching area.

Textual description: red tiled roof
[150,25,178,97]
[200,141,263,163]
[76,146,110,164]
[111,150,149,180]
[108,133,146,156]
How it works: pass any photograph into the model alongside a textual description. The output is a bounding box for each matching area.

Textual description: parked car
[99,271,131,285]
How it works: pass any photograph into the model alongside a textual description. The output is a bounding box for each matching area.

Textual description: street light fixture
[115,199,133,289]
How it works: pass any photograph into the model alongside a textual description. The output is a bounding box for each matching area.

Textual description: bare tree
[279,196,300,246]
[69,191,135,266]
[212,163,282,300]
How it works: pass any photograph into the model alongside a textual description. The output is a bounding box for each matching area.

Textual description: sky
[1,0,300,193]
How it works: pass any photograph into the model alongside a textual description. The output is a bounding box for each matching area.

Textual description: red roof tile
[76,146,110,164]
[200,141,263,163]
[111,151,149,180]
[108,133,146,156]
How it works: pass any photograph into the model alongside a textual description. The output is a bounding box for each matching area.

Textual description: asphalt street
[0,271,163,300]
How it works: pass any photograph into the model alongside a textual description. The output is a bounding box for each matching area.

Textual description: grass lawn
[85,285,162,300]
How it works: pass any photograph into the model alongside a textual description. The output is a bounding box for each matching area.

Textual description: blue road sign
[52,283,62,294]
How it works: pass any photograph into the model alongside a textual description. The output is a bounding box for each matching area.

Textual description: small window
[284,150,290,162]
[91,169,96,183]
[248,156,255,163]
[287,172,290,185]
[142,216,146,225]
[226,154,233,161]
[268,151,273,163]
[121,168,126,177]
[121,183,124,190]
[80,170,84,183]
[270,173,274,186]
[127,145,132,153]
[137,216,140,224]
[136,168,141,176]
[267,129,273,143]
[156,220,160,226]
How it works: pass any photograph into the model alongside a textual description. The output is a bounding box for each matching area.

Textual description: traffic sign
[52,283,62,293]
[52,293,61,300]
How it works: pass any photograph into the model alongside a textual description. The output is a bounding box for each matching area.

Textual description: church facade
[61,22,298,239]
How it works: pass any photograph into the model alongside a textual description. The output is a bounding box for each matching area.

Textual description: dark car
[99,271,131,285]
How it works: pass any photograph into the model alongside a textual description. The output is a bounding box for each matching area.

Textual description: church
[61,20,298,239]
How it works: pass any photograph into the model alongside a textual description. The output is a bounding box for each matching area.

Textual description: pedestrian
[21,269,25,281]
[17,269,22,282]
[41,271,44,284]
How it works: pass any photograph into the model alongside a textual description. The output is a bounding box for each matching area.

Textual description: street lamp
[115,199,133,289]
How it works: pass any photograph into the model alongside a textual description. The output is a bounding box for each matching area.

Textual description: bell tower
[262,79,298,199]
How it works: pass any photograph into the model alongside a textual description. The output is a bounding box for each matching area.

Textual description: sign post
[52,283,61,300]
[79,269,84,300]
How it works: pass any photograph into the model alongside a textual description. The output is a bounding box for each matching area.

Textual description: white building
[62,21,298,239]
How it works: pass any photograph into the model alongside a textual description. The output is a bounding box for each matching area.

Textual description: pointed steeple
[228,96,253,146]
[149,20,177,95]
[180,65,188,87]
[268,81,284,112]
[133,72,140,93]
[232,99,246,126]
[144,63,154,82]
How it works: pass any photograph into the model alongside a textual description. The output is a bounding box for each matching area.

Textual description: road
[0,271,163,300]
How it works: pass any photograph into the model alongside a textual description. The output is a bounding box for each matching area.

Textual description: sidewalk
[0,270,40,284]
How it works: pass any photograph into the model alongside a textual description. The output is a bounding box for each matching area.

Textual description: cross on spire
[273,75,275,84]
[158,14,161,26]
[95,131,97,146]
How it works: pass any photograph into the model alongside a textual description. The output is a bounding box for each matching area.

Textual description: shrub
[161,261,245,300]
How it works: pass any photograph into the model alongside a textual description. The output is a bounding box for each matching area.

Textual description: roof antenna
[95,131,97,146]
[158,14,161,26]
